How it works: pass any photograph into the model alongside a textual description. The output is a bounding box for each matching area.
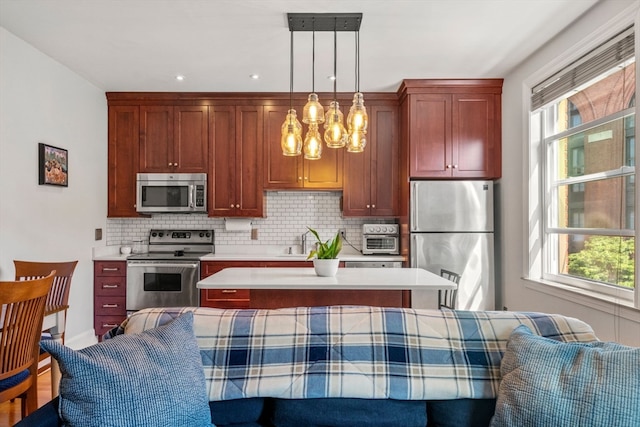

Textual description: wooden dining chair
[0,271,55,418]
[13,260,78,371]
[439,269,461,309]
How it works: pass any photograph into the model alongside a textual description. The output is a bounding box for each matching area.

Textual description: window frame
[526,17,639,310]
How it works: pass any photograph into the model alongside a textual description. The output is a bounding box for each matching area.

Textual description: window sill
[522,277,640,323]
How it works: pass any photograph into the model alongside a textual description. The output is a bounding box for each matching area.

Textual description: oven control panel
[362,224,399,235]
[148,229,214,245]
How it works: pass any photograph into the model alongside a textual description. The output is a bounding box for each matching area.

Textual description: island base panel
[250,289,409,309]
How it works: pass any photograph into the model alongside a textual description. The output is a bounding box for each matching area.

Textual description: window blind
[531,26,634,110]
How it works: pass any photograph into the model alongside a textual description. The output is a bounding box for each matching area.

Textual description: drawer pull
[102,303,119,308]
[102,284,119,289]
[102,323,119,328]
[221,290,237,294]
[102,267,120,272]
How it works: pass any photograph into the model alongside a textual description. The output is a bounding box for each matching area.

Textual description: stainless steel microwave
[136,173,207,213]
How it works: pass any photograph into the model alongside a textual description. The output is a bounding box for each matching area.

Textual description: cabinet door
[235,106,264,217]
[139,106,174,172]
[343,143,371,216]
[304,146,343,189]
[370,105,399,216]
[263,105,303,189]
[209,106,236,216]
[108,106,139,217]
[409,94,452,178]
[174,106,209,173]
[452,94,500,178]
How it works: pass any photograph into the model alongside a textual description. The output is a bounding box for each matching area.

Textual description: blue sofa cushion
[268,398,427,427]
[40,311,211,427]
[209,398,265,426]
[490,325,640,427]
[427,398,496,427]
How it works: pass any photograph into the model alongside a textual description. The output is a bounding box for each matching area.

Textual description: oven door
[126,260,199,311]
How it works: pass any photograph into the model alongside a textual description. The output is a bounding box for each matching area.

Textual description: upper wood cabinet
[209,105,264,217]
[139,105,209,173]
[108,106,139,217]
[263,105,343,190]
[398,79,502,179]
[343,103,399,217]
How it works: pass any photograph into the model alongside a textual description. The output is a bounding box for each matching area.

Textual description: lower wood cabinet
[94,261,127,339]
[199,261,409,309]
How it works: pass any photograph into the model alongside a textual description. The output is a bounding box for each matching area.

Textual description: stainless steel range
[126,229,214,311]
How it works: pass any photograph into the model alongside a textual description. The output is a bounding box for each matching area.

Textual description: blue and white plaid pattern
[112,306,597,401]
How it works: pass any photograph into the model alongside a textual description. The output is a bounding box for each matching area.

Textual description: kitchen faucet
[301,230,311,254]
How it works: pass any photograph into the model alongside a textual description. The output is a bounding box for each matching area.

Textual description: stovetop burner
[127,229,214,261]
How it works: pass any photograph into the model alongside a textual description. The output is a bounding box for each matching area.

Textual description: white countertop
[197,267,456,291]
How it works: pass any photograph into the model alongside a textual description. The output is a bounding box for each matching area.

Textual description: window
[530,27,636,300]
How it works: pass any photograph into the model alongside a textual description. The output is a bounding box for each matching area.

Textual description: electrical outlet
[339,228,347,239]
[95,228,102,241]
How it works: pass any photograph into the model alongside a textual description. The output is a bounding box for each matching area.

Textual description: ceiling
[0,0,599,93]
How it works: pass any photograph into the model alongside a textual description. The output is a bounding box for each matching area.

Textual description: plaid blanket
[108,306,597,401]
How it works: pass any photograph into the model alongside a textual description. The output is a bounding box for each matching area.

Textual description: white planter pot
[313,258,340,277]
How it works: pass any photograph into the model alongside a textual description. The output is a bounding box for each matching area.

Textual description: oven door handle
[189,184,194,209]
[127,262,199,269]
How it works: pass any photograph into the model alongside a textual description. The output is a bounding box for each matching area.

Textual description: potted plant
[306,227,342,277]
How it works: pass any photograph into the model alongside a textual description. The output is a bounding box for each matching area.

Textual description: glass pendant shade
[324,101,347,148]
[347,92,368,133]
[302,93,325,125]
[303,123,323,160]
[347,130,366,153]
[280,109,303,156]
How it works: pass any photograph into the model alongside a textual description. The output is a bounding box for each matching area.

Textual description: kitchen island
[197,267,455,309]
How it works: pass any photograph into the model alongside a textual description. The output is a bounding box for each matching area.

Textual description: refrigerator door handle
[410,234,417,267]
[410,182,417,232]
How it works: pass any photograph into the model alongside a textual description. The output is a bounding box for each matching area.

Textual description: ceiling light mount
[287,13,362,32]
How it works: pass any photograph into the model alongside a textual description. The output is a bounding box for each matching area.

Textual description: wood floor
[0,369,52,426]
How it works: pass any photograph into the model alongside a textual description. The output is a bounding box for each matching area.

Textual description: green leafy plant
[306,227,342,260]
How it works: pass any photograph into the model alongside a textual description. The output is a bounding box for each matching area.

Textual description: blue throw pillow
[41,311,212,427]
[490,325,640,427]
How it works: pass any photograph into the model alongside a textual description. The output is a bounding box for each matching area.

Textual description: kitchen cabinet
[263,105,343,190]
[93,261,127,340]
[209,105,264,217]
[343,103,399,217]
[108,106,139,217]
[398,79,502,179]
[139,105,209,173]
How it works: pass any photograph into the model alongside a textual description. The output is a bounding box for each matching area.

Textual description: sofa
[17,306,639,427]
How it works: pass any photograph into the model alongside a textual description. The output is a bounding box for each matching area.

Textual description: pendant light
[324,19,347,148]
[280,30,303,156]
[346,29,368,153]
[302,21,325,128]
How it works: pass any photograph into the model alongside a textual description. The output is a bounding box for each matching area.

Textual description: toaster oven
[362,224,399,255]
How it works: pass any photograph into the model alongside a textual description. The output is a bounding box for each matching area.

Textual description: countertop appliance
[362,223,399,255]
[344,261,402,268]
[126,229,214,311]
[136,173,207,214]
[410,181,495,310]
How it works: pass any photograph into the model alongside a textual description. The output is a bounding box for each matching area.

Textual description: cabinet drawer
[95,315,127,339]
[94,297,127,315]
[95,261,126,276]
[94,276,126,296]
[202,289,250,300]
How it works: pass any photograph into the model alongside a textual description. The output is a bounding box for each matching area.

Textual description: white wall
[501,0,640,346]
[0,27,107,348]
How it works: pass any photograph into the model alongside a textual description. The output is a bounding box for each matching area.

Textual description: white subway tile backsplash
[106,192,392,251]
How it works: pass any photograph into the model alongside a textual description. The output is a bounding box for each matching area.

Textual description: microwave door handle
[188,184,194,209]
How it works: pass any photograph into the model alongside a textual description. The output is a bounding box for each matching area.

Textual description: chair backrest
[0,272,55,381]
[14,260,78,310]
[439,268,461,309]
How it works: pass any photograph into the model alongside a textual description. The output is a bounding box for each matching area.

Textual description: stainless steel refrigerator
[410,180,495,310]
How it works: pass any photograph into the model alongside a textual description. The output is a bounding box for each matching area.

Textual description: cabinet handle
[236,204,240,208]
[446,164,452,169]
[102,267,119,272]
[366,205,370,208]
[372,204,376,208]
[452,164,458,169]
[221,290,237,294]
[102,284,119,289]
[102,323,120,328]
[102,303,119,308]
[174,163,178,167]
[298,176,302,181]
[168,163,173,166]
[304,177,308,181]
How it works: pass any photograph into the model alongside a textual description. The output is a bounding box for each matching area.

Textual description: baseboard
[64,328,99,349]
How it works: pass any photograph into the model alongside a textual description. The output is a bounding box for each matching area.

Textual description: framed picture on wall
[38,143,68,187]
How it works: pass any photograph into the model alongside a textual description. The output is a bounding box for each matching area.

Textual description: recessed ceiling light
[175,75,185,81]
[250,74,260,80]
